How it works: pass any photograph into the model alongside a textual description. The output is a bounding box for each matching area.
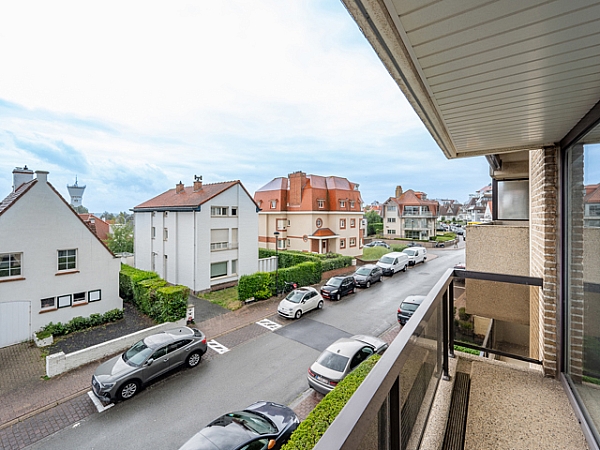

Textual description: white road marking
[207,339,229,354]
[256,319,282,331]
[87,391,114,413]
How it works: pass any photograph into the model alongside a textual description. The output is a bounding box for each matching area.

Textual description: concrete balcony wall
[466,224,530,326]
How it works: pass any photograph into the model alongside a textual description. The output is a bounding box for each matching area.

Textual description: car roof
[144,327,194,349]
[296,287,317,293]
[401,295,426,305]
[358,264,377,269]
[325,335,385,357]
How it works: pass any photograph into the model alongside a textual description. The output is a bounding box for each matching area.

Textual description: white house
[0,168,121,348]
[133,176,259,293]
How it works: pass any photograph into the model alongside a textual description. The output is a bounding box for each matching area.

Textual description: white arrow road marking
[256,319,282,331]
[207,339,229,354]
[87,391,114,413]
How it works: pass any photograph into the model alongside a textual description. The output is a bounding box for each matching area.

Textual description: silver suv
[92,327,207,402]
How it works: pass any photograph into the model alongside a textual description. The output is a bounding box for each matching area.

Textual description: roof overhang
[341,0,600,158]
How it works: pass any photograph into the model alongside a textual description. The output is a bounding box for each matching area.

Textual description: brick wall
[529,146,559,377]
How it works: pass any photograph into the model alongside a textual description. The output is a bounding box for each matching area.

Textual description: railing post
[442,287,450,381]
[449,279,455,359]
[390,376,400,450]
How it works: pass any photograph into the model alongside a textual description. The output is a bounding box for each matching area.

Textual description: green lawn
[198,287,243,311]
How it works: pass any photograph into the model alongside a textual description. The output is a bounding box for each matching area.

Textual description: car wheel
[366,281,371,288]
[403,265,407,272]
[119,380,140,400]
[317,300,324,309]
[336,293,341,301]
[294,309,302,319]
[186,351,202,368]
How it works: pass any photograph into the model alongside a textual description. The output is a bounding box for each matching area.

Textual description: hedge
[119,264,159,301]
[37,308,124,339]
[281,355,381,450]
[321,255,352,272]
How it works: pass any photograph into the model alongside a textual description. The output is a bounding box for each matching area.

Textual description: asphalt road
[26,247,465,450]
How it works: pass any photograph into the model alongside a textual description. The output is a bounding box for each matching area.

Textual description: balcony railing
[314,269,543,450]
[210,242,239,251]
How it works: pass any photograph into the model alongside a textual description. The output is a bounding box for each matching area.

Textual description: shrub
[119,264,159,301]
[320,255,352,272]
[458,307,471,321]
[390,244,407,252]
[154,285,189,322]
[38,308,124,338]
[282,355,381,450]
[238,272,274,301]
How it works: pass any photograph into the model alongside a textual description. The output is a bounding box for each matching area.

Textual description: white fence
[46,318,186,377]
[258,256,278,273]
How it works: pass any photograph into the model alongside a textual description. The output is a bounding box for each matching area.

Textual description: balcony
[210,242,239,251]
[312,269,591,450]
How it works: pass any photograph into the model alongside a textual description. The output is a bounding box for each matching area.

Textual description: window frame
[0,252,22,278]
[211,206,229,216]
[73,291,87,305]
[350,218,356,228]
[210,261,228,279]
[41,297,56,310]
[340,218,346,229]
[349,237,356,247]
[57,294,72,308]
[340,238,346,249]
[57,249,77,272]
[88,290,101,302]
[318,199,325,209]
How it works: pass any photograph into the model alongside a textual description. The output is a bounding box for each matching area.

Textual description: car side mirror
[268,439,277,450]
[145,358,154,366]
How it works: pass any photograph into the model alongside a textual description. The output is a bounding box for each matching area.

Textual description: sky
[0,0,496,214]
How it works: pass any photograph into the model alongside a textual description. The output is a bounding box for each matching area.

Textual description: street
[26,247,465,450]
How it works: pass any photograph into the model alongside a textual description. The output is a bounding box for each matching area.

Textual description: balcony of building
[312,269,593,450]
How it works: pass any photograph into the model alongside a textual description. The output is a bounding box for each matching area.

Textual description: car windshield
[326,278,342,287]
[285,290,305,304]
[123,339,154,366]
[355,267,370,276]
[401,302,420,312]
[316,350,349,372]
[379,256,394,264]
[403,249,416,256]
[225,411,277,435]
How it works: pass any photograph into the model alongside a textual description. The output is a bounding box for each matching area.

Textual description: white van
[376,252,409,276]
[402,247,427,265]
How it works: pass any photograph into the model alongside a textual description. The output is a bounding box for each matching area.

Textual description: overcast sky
[2,0,501,213]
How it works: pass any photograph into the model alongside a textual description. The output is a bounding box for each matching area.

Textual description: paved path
[0,269,395,450]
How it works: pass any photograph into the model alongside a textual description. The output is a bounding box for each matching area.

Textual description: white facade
[0,171,121,348]
[134,182,258,292]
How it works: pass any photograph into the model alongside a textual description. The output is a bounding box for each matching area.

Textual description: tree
[105,222,134,253]
[73,205,89,214]
[365,210,383,236]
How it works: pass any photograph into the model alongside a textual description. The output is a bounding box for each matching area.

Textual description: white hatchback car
[277,287,324,319]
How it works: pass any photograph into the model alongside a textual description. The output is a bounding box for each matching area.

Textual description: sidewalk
[0,270,398,449]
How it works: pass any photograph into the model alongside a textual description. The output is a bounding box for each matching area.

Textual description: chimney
[35,170,48,184]
[193,175,203,191]
[289,171,306,206]
[395,185,403,198]
[176,181,185,194]
[12,166,34,192]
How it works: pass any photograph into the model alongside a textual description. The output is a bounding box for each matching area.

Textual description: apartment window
[41,297,55,309]
[318,200,325,209]
[350,201,355,208]
[277,238,286,250]
[88,290,101,302]
[387,205,396,212]
[405,230,420,239]
[340,239,346,249]
[276,219,287,230]
[349,238,356,247]
[211,229,229,251]
[0,253,21,278]
[387,217,396,223]
[231,207,238,216]
[493,179,529,220]
[210,261,228,278]
[589,204,600,216]
[404,206,419,215]
[58,249,77,271]
[316,218,323,228]
[163,228,168,241]
[350,218,356,228]
[232,259,237,275]
[387,229,396,235]
[340,218,346,229]
[270,200,277,209]
[340,200,346,208]
[151,227,156,239]
[57,294,72,308]
[211,206,228,216]
[73,292,86,304]
[232,228,238,248]
[287,239,291,247]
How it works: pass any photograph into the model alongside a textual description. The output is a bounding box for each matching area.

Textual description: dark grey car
[92,327,207,402]
[353,264,383,288]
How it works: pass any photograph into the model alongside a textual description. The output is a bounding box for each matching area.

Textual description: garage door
[0,302,31,348]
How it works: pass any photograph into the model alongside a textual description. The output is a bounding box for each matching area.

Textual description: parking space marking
[256,319,282,331]
[207,339,229,354]
[87,391,114,413]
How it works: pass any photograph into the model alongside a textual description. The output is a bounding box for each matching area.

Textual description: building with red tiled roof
[78,214,111,241]
[382,186,439,241]
[0,168,121,348]
[584,183,600,227]
[254,171,364,256]
[133,176,258,292]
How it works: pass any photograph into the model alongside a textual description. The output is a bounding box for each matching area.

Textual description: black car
[353,264,383,288]
[320,276,355,301]
[179,401,299,450]
[397,295,426,325]
[364,240,390,249]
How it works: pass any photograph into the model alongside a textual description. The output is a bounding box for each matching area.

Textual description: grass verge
[199,287,243,311]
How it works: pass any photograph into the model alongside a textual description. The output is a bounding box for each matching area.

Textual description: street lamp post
[274,231,280,296]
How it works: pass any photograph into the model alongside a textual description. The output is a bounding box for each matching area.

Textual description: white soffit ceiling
[342,0,600,158]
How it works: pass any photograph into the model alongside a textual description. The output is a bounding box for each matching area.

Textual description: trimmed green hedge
[119,264,187,323]
[37,308,124,338]
[282,355,381,450]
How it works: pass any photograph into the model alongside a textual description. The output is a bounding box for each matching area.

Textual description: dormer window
[318,200,325,209]
[340,200,346,208]
[270,200,277,209]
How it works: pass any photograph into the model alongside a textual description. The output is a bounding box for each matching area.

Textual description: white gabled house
[133,176,259,293]
[0,168,121,348]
